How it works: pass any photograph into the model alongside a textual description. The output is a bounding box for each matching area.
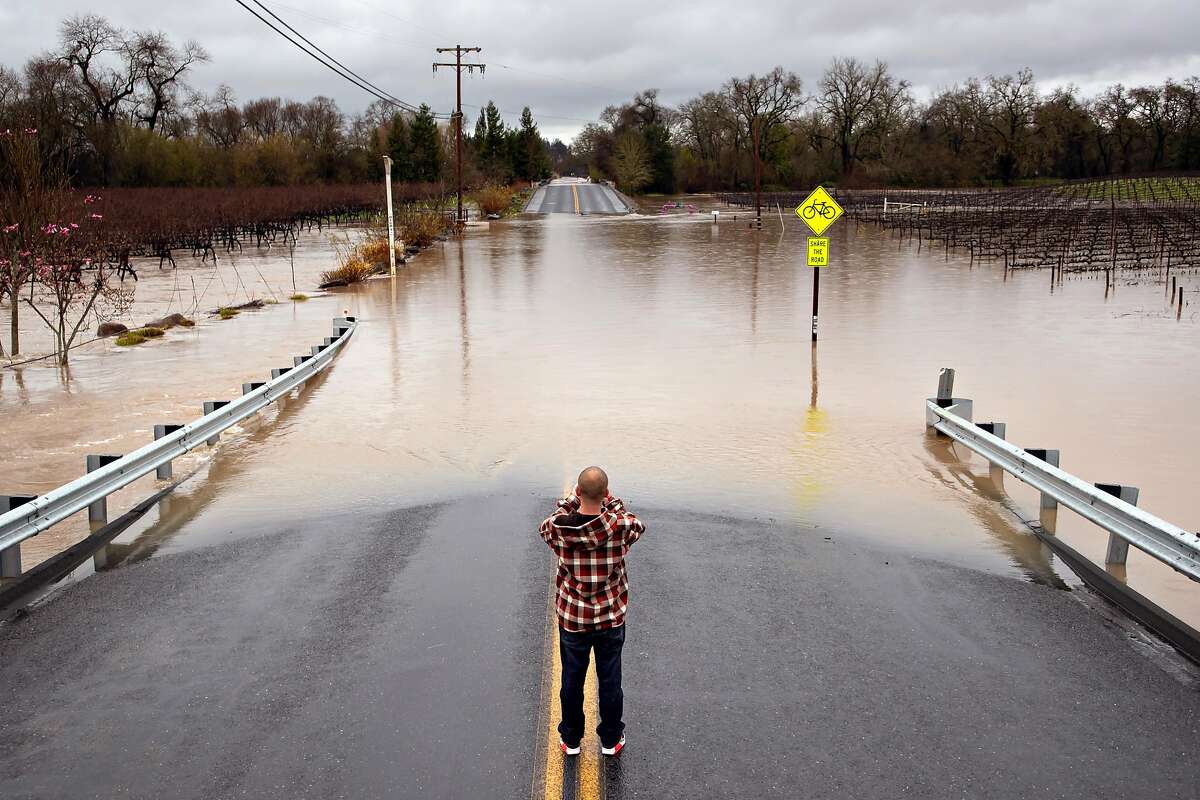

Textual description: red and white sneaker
[601,735,625,757]
[560,739,581,756]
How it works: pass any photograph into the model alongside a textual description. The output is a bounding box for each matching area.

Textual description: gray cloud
[2,0,1197,141]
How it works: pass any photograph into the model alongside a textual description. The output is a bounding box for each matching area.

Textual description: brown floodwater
[2,206,1198,629]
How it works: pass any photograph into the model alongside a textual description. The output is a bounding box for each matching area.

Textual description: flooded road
[3,205,1198,626]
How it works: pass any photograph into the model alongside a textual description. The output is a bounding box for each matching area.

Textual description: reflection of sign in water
[807,237,829,268]
[794,186,843,236]
[791,405,830,509]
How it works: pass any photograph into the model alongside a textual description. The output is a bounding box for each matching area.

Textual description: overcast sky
[2,0,1198,142]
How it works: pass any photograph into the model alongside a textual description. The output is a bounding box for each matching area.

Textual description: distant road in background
[525,177,631,215]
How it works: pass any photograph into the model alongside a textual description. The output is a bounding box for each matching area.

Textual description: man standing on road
[539,466,645,758]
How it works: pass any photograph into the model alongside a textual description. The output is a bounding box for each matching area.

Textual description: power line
[232,0,447,118]
[248,0,609,129]
[250,0,421,112]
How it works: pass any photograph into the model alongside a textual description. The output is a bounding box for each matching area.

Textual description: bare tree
[1092,84,1139,174]
[58,15,138,123]
[724,67,804,217]
[193,85,245,148]
[243,97,284,141]
[134,31,208,132]
[817,57,910,177]
[1130,83,1179,172]
[981,68,1038,184]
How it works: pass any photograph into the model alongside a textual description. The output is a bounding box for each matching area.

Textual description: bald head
[577,466,609,503]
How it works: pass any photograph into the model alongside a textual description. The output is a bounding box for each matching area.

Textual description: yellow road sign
[807,237,829,267]
[795,186,843,236]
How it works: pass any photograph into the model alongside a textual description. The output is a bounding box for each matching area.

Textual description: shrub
[218,307,240,320]
[358,236,401,266]
[399,209,449,248]
[474,185,515,216]
[290,293,308,301]
[137,326,165,338]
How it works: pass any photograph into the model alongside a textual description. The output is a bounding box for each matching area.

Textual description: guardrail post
[1025,449,1061,510]
[270,367,292,380]
[333,316,355,338]
[201,401,230,446]
[86,455,122,523]
[0,495,37,578]
[311,344,329,356]
[976,423,1007,484]
[153,424,185,479]
[936,367,954,405]
[241,382,266,396]
[926,368,972,431]
[293,355,313,367]
[1096,484,1140,566]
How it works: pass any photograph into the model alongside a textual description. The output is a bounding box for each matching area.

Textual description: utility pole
[752,117,762,229]
[434,45,484,224]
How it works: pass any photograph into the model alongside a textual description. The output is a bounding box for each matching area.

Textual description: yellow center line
[539,577,602,800]
[572,184,581,215]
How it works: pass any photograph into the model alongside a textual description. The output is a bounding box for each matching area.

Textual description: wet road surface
[0,494,552,800]
[605,510,1200,799]
[525,179,630,215]
[3,497,1198,798]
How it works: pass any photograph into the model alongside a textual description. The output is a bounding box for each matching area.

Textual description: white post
[383,156,397,277]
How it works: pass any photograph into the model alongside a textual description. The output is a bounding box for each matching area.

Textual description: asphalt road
[525,180,631,215]
[2,497,1198,798]
[0,495,551,800]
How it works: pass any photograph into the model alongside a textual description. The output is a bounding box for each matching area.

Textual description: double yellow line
[537,578,602,800]
[572,184,581,216]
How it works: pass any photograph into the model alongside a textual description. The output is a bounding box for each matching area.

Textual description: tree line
[567,61,1200,192]
[0,14,554,189]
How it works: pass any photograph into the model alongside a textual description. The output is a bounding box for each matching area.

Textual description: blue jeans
[558,625,625,748]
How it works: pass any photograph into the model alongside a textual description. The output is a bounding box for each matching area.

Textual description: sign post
[382,155,397,277]
[794,187,844,342]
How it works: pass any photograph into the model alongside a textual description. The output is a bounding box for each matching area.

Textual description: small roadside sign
[807,237,829,267]
[795,186,843,236]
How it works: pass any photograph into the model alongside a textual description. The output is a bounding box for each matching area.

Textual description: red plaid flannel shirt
[539,493,646,632]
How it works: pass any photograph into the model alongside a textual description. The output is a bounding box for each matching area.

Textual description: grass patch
[115,327,163,346]
[1057,176,1200,202]
[290,293,308,301]
[218,307,240,320]
[320,257,375,287]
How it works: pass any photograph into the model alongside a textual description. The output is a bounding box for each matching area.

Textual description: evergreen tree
[483,101,508,178]
[643,123,675,193]
[385,113,413,182]
[511,106,550,181]
[409,104,442,182]
[473,108,487,149]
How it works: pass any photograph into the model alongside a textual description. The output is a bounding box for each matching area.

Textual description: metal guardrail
[926,369,1200,582]
[0,316,357,572]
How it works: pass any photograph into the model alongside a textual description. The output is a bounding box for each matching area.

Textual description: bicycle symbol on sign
[802,201,838,221]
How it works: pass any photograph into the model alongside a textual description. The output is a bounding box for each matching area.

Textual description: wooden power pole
[434,45,484,223]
